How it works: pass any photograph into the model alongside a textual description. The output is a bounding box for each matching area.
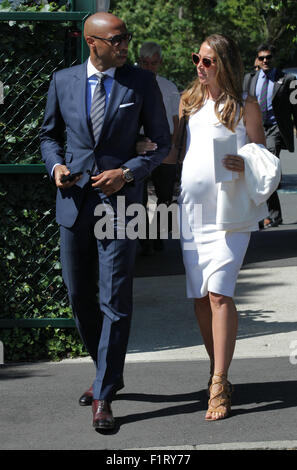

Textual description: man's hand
[91,169,125,196]
[54,164,82,188]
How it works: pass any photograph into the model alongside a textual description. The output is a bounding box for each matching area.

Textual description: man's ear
[85,36,95,48]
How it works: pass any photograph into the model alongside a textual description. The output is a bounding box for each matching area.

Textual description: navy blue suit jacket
[40,61,171,227]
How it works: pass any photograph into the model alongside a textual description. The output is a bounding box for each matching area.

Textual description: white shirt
[255,68,277,126]
[52,60,116,176]
[87,58,116,116]
[156,75,180,134]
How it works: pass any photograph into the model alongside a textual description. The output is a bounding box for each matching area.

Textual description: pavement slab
[1,142,297,452]
[0,358,296,450]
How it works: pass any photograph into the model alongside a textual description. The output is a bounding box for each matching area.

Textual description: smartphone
[60,172,82,183]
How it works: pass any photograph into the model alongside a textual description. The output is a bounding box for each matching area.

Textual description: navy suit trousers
[60,186,138,401]
[265,123,283,219]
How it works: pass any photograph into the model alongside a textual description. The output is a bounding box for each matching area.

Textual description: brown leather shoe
[79,377,124,406]
[79,386,93,406]
[92,400,115,430]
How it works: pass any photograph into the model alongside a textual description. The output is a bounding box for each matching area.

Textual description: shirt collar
[260,67,276,81]
[87,57,116,79]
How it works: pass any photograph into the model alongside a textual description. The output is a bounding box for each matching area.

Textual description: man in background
[243,43,297,228]
[138,41,180,252]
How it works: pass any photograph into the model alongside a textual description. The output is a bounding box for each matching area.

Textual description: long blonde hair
[182,34,244,132]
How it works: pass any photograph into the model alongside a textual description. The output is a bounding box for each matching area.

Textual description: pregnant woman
[179,34,266,421]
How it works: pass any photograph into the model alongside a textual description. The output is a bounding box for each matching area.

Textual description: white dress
[179,99,250,298]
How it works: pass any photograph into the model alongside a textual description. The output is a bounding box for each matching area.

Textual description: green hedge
[0,2,87,362]
[0,174,88,361]
[0,2,79,164]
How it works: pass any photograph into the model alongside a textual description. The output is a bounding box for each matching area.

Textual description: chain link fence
[0,13,88,329]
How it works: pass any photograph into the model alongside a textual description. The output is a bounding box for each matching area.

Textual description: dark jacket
[40,61,171,227]
[243,68,297,152]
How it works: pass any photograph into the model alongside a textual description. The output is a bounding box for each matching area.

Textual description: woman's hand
[222,154,245,172]
[136,137,157,155]
[162,145,178,164]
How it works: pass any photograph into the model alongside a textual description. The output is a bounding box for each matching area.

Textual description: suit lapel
[71,63,131,147]
[250,71,260,96]
[100,66,130,139]
[272,69,285,101]
[73,62,94,144]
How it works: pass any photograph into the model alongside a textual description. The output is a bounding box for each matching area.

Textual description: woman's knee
[208,291,231,308]
[195,294,210,304]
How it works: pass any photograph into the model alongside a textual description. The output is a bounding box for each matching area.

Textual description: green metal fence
[0,8,95,329]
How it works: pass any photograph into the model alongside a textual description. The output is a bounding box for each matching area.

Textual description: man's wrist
[120,166,134,183]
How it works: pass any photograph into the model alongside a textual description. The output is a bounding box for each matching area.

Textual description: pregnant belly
[180,153,218,224]
[181,156,216,203]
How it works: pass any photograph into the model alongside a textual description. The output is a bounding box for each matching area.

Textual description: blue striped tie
[90,72,106,144]
[259,73,269,123]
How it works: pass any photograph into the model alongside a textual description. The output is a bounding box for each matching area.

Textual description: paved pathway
[1,143,297,451]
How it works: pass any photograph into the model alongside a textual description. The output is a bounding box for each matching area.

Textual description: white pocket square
[119,102,134,108]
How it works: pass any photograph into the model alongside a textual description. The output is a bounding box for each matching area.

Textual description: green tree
[110,0,223,90]
[110,0,297,88]
[214,0,297,67]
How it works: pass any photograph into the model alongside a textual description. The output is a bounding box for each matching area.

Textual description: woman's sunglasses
[192,53,216,68]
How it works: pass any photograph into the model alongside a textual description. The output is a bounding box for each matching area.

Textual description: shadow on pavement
[134,226,297,278]
[244,228,297,266]
[231,380,297,416]
[98,378,297,432]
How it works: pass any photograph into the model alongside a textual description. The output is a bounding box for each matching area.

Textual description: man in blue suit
[40,12,171,431]
[243,43,297,228]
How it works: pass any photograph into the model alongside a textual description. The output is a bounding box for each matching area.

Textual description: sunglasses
[257,54,272,61]
[91,32,132,47]
[192,53,217,68]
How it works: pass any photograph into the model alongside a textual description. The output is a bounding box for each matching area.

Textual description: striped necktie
[259,73,269,123]
[90,72,106,143]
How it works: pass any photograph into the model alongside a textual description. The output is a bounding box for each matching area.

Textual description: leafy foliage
[0,0,69,12]
[110,0,297,89]
[0,0,78,164]
[0,174,89,361]
[1,0,297,362]
[0,2,86,361]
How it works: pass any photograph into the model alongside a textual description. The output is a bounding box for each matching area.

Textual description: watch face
[123,169,134,182]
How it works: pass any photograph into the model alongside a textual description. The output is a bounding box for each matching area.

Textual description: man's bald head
[84,12,126,40]
[84,12,129,71]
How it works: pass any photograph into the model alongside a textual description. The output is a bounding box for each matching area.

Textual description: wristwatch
[121,166,134,183]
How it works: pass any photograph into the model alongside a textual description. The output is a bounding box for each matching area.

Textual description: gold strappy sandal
[207,375,213,397]
[206,363,214,397]
[205,372,233,421]
[207,373,232,397]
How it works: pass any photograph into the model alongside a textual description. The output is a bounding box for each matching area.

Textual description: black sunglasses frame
[257,54,273,62]
[91,32,133,46]
[192,53,216,68]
